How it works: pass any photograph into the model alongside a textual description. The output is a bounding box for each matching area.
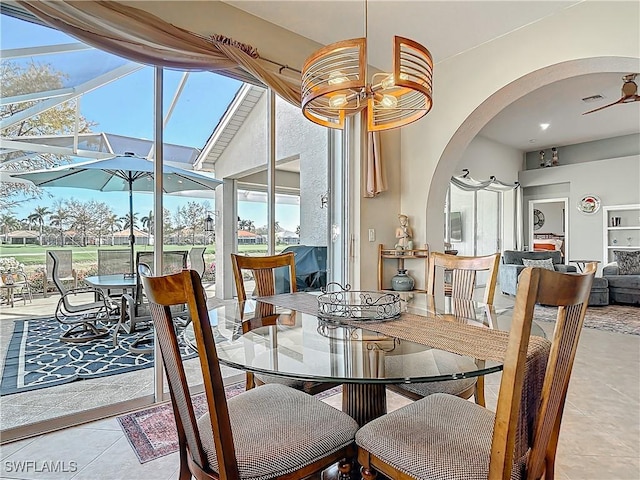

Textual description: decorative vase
[391,269,415,292]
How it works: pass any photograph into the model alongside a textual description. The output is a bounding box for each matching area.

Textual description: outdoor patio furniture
[141,268,358,480]
[48,251,118,343]
[97,249,132,296]
[114,250,189,352]
[356,264,596,480]
[44,249,77,297]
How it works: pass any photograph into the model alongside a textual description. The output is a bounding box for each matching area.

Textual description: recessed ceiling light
[540,123,550,130]
[529,139,537,143]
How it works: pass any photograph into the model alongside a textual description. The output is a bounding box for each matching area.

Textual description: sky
[1,15,300,231]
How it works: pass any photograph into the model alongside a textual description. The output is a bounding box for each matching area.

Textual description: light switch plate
[368,229,375,242]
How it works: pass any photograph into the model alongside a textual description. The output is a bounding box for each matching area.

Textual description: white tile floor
[1,294,639,480]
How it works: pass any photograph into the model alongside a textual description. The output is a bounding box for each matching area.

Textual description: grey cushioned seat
[388,352,478,399]
[198,384,358,480]
[356,393,526,480]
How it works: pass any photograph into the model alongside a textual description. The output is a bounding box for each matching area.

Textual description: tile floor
[1,293,639,479]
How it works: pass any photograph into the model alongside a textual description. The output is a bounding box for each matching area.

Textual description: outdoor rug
[0,317,197,395]
[534,304,640,336]
[118,384,343,463]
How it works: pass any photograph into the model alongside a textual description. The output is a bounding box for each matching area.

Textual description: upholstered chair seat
[356,393,526,480]
[198,383,357,479]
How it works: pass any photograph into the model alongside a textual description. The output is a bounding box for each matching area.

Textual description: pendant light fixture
[301,1,433,131]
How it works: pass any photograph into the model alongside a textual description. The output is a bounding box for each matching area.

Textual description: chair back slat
[427,252,501,304]
[489,263,595,479]
[231,252,297,302]
[142,270,240,478]
[526,264,596,479]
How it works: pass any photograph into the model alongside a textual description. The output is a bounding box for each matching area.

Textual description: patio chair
[188,246,207,278]
[231,252,339,395]
[97,249,131,296]
[141,268,358,480]
[388,251,501,407]
[48,251,117,343]
[13,271,33,305]
[114,250,188,352]
[356,264,596,480]
[44,249,77,297]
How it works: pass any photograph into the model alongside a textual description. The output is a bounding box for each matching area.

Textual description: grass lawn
[0,243,283,273]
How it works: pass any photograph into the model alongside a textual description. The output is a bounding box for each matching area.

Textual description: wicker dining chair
[356,264,596,480]
[230,252,339,395]
[388,251,501,406]
[141,268,358,480]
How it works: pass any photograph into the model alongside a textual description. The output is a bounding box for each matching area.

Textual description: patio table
[84,274,137,298]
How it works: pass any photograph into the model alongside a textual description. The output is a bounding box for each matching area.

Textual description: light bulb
[380,94,398,109]
[328,71,349,85]
[381,73,410,89]
[329,94,348,108]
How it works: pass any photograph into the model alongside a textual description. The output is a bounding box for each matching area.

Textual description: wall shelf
[603,204,640,264]
[377,244,429,293]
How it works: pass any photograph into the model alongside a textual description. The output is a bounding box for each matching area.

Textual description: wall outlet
[368,229,375,242]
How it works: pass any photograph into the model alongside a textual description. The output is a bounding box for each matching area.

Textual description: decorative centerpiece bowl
[317,282,401,322]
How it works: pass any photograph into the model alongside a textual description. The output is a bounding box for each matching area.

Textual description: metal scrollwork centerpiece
[317,282,401,322]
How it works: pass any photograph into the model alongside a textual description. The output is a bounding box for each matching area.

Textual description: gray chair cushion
[390,353,478,399]
[198,383,358,480]
[356,393,525,480]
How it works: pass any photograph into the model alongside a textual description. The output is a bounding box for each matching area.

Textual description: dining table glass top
[192,293,546,385]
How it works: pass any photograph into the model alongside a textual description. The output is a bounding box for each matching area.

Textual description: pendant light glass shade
[302,36,433,131]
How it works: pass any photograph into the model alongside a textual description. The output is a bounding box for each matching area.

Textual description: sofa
[602,262,640,305]
[499,250,577,296]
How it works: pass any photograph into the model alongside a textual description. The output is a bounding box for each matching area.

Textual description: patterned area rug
[0,317,196,395]
[119,384,342,463]
[534,304,640,335]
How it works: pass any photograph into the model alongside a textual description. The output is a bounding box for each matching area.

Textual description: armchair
[499,250,576,296]
[48,251,117,343]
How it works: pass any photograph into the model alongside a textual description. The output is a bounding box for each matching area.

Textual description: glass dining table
[189,292,545,426]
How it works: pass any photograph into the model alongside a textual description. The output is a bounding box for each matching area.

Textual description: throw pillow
[613,250,640,275]
[522,258,555,271]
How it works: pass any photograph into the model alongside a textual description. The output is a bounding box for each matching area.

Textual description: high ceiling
[224,1,639,151]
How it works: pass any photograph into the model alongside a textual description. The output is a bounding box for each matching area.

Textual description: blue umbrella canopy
[12,152,222,272]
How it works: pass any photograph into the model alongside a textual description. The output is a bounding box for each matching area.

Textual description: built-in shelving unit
[603,204,640,264]
[377,244,430,293]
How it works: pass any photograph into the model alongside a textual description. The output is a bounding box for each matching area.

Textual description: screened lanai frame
[1,9,350,442]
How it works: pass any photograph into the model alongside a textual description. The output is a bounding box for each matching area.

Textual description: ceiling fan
[582,73,640,115]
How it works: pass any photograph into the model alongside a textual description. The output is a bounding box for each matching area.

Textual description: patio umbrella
[12,152,222,273]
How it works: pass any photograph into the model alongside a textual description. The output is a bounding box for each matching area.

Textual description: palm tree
[0,213,20,242]
[141,210,154,236]
[49,201,71,246]
[104,213,121,246]
[27,206,51,245]
[120,212,139,230]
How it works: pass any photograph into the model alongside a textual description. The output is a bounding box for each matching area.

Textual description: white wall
[396,1,639,290]
[520,155,640,270]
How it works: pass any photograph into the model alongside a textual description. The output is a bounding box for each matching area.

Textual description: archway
[425,56,639,251]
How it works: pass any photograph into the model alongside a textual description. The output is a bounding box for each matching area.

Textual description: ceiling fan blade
[582,97,624,115]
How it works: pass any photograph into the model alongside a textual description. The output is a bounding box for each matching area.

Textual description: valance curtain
[450,170,523,249]
[450,170,519,192]
[18,0,302,106]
